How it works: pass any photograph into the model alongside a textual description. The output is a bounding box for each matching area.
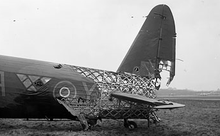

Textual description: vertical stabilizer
[117,4,176,85]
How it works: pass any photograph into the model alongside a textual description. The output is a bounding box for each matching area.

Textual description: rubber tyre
[124,121,137,130]
[127,121,137,130]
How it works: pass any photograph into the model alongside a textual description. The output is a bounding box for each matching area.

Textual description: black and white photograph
[0,0,220,135]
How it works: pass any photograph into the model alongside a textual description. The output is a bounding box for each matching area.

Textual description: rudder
[117,4,176,85]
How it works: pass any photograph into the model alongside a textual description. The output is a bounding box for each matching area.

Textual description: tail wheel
[124,120,137,130]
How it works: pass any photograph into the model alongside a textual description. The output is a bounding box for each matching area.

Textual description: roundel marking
[59,87,70,98]
[53,81,76,100]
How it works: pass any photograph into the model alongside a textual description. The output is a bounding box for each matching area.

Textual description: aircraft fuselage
[0,55,98,119]
[0,55,155,120]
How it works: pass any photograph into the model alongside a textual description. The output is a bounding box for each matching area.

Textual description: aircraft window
[28,85,37,92]
[23,79,32,88]
[29,76,40,83]
[41,77,51,84]
[17,74,27,82]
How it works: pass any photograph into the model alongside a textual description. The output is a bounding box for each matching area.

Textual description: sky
[0,0,220,91]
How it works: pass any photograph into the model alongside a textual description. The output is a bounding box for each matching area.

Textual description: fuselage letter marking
[82,82,96,100]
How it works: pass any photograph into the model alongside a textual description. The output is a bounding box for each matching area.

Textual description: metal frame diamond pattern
[66,65,158,119]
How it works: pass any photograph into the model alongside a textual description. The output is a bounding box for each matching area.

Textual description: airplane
[0,4,184,130]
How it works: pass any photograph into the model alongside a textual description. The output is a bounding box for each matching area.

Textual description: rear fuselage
[0,55,155,120]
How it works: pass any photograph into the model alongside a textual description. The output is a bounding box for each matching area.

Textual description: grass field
[0,99,220,136]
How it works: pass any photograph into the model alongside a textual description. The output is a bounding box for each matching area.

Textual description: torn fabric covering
[117,5,176,85]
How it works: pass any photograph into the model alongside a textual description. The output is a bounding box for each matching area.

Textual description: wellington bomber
[0,4,184,130]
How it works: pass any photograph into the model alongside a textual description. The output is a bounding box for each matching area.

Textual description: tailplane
[117,4,176,86]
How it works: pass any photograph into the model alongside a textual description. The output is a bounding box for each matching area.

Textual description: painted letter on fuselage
[82,82,97,100]
[0,71,5,96]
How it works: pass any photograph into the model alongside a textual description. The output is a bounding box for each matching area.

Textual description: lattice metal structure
[70,65,157,97]
[61,65,160,119]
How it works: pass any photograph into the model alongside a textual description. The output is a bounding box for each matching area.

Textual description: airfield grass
[0,99,220,136]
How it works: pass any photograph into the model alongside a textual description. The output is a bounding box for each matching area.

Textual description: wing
[111,92,185,109]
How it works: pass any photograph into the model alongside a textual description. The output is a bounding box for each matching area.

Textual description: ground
[0,99,220,136]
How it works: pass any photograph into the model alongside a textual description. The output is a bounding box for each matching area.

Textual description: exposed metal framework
[61,65,159,119]
[70,65,157,97]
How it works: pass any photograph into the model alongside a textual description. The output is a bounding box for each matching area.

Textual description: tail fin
[117,4,176,85]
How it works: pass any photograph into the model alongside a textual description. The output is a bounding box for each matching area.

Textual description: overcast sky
[0,0,220,91]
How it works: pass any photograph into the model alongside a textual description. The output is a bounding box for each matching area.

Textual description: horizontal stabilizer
[154,101,185,109]
[111,92,185,109]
